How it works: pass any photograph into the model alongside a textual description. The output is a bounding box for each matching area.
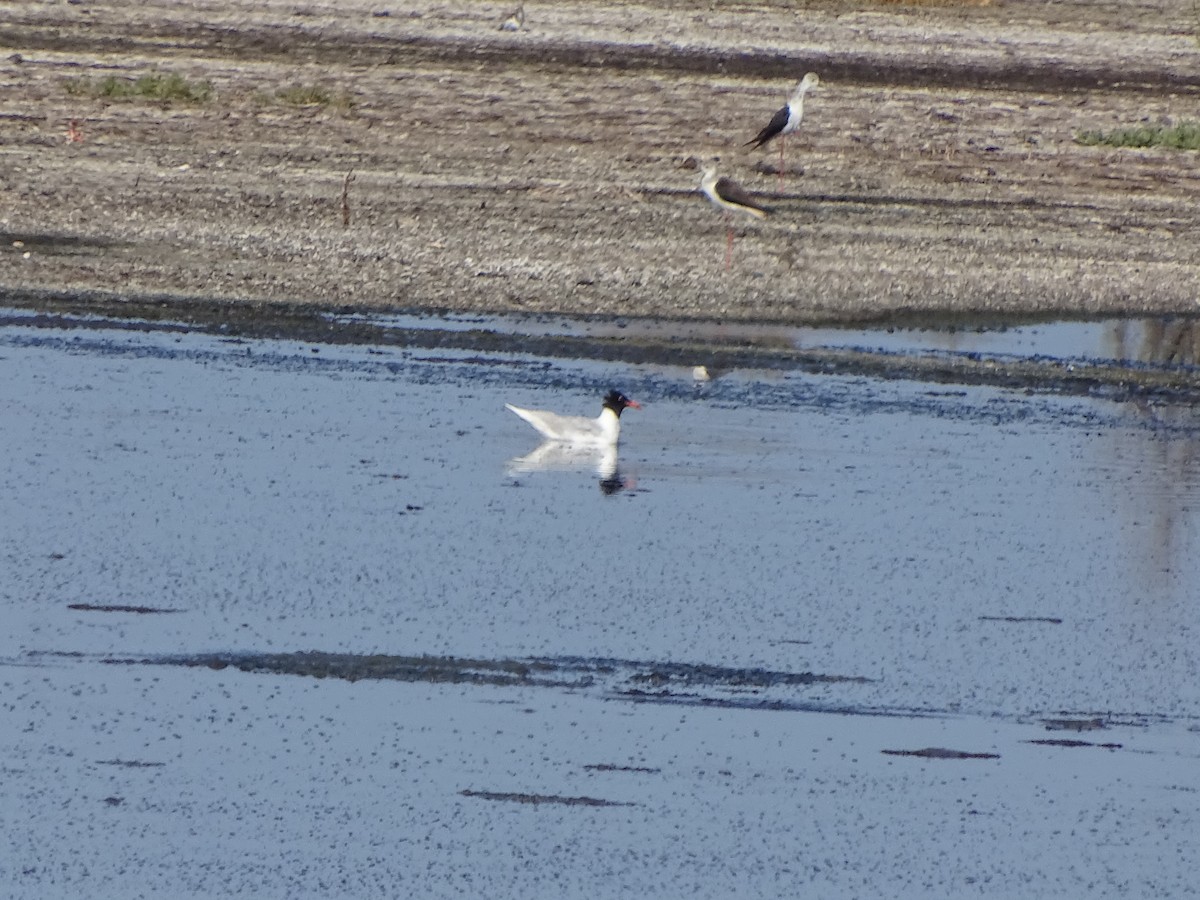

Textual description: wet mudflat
[2,310,1200,898]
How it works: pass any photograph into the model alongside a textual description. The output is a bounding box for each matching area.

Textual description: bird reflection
[507,442,635,495]
[598,469,630,495]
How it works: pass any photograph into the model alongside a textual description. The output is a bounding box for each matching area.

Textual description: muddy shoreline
[6,290,1200,403]
[2,0,1200,324]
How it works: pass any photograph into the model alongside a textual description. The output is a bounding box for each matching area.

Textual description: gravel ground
[1,0,1199,323]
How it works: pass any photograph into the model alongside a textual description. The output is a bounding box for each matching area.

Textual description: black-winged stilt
[700,164,772,271]
[746,72,820,184]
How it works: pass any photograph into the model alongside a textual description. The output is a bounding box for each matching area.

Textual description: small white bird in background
[505,390,642,445]
[700,163,772,271]
[499,2,525,31]
[746,72,820,184]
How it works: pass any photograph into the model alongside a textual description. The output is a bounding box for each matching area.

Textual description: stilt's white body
[747,72,820,150]
[505,404,623,445]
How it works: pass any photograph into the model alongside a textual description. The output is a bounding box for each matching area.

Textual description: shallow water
[2,313,1198,898]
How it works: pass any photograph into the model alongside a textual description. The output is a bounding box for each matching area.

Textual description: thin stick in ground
[341,169,356,227]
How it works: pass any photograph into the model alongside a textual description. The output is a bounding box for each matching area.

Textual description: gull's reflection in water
[507,442,635,495]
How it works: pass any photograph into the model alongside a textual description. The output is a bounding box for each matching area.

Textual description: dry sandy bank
[1,0,1199,323]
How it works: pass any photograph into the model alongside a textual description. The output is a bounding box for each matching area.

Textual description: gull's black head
[602,390,642,416]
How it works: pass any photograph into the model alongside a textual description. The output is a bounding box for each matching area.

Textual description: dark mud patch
[69,603,183,615]
[979,615,1064,625]
[96,759,167,768]
[1041,716,1108,732]
[584,764,662,775]
[610,659,873,713]
[618,657,864,690]
[90,650,875,712]
[117,650,582,689]
[460,789,633,808]
[882,747,1001,760]
[1026,739,1123,750]
[613,688,894,716]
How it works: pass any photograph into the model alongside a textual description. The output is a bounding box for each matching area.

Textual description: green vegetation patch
[259,83,354,111]
[274,84,334,106]
[65,71,214,103]
[1076,120,1200,150]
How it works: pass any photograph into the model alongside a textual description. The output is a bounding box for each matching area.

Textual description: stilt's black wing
[715,177,771,216]
[745,105,789,149]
